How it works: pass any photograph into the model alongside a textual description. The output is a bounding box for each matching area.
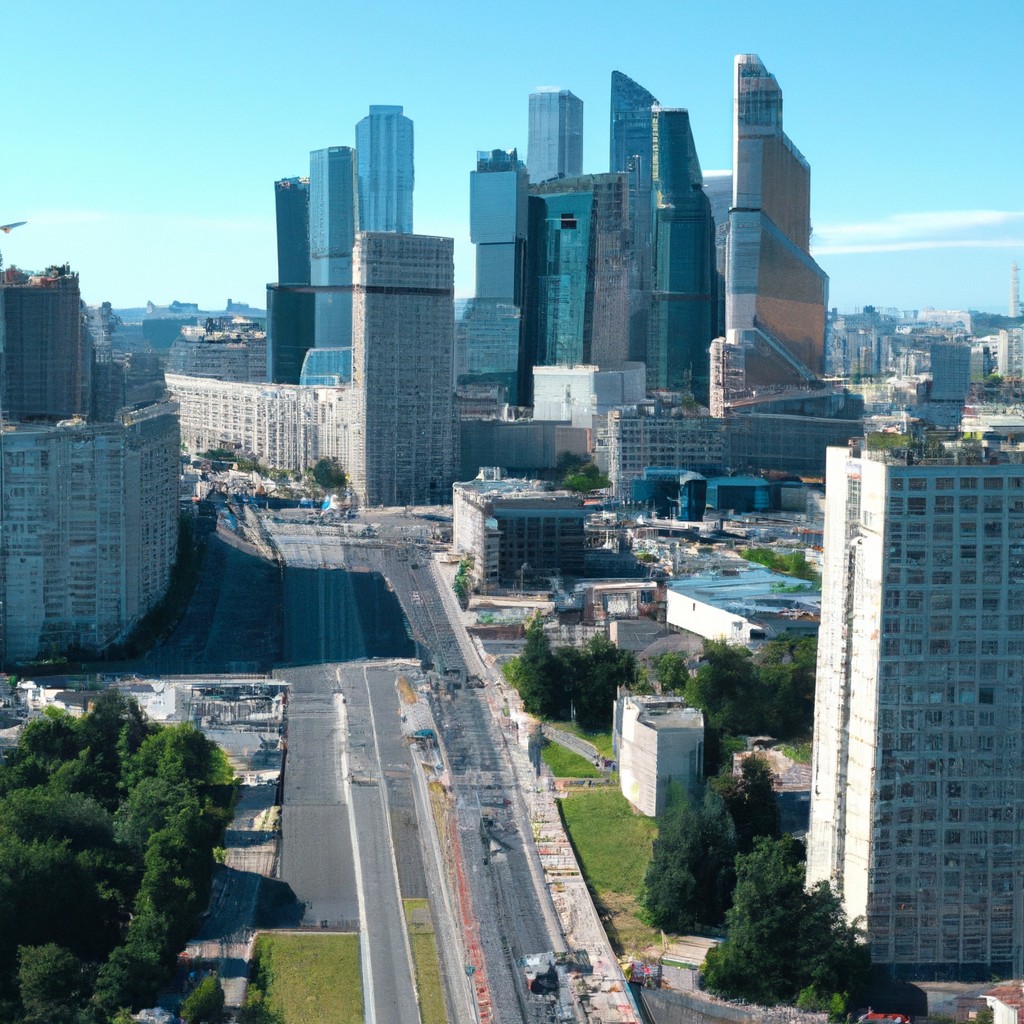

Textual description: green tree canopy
[702,835,870,1008]
[711,755,780,854]
[643,787,736,932]
[308,457,347,491]
[181,975,225,1024]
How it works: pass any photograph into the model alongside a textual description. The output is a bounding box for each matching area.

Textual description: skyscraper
[808,444,1024,980]
[724,54,829,397]
[527,89,583,185]
[274,177,310,286]
[309,146,359,349]
[349,233,455,506]
[610,71,658,361]
[521,174,631,401]
[470,149,528,303]
[647,107,718,400]
[355,105,414,234]
[458,149,529,403]
[0,264,89,421]
[267,176,315,385]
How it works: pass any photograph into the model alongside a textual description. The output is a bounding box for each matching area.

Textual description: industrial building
[807,445,1024,979]
[452,476,587,588]
[614,693,704,817]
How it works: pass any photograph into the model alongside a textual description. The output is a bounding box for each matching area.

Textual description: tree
[504,615,565,719]
[702,835,869,1007]
[309,457,347,492]
[653,653,689,694]
[643,787,736,932]
[711,755,780,854]
[755,635,817,739]
[685,641,764,736]
[572,635,640,730]
[562,461,611,493]
[17,943,85,1024]
[181,975,225,1024]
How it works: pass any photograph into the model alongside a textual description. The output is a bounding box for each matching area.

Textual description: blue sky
[4,0,1021,315]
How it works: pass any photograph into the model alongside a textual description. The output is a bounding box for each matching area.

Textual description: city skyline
[4,0,1021,313]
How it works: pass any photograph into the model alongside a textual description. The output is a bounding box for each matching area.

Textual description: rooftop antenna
[0,221,27,274]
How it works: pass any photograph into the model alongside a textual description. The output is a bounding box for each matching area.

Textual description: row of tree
[0,691,234,1024]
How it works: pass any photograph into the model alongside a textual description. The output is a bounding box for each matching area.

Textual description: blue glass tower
[274,177,310,285]
[647,107,718,401]
[458,149,529,403]
[355,105,414,233]
[268,176,314,384]
[309,146,358,349]
[610,71,659,362]
[527,89,583,185]
[521,174,631,402]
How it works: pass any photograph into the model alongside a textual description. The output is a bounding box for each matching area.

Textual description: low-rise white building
[532,363,646,429]
[666,565,819,643]
[614,693,704,817]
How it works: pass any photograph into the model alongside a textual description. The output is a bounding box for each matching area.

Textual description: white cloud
[812,209,1024,255]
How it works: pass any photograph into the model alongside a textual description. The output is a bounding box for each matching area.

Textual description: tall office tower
[527,88,583,185]
[725,54,829,398]
[647,107,718,401]
[610,71,659,362]
[0,264,89,421]
[808,444,1024,980]
[349,233,455,506]
[309,146,359,350]
[274,177,310,285]
[702,170,732,335]
[1011,261,1020,318]
[521,173,631,403]
[267,176,315,385]
[355,105,414,234]
[471,149,529,302]
[458,149,529,403]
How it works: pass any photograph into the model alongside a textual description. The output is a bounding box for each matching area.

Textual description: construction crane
[0,221,27,273]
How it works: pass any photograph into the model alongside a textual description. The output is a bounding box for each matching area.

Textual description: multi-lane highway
[265,515,572,1023]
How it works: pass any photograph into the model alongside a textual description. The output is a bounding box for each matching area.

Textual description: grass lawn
[541,740,601,778]
[548,720,615,759]
[558,788,661,958]
[404,899,447,1024]
[247,933,363,1024]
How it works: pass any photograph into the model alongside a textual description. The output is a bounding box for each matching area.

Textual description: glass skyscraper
[309,146,358,349]
[274,177,310,286]
[521,174,631,402]
[355,105,414,234]
[458,148,530,403]
[647,107,718,402]
[527,89,583,185]
[610,71,658,362]
[725,54,828,390]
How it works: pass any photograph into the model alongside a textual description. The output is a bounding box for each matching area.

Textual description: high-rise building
[274,177,310,285]
[0,264,178,662]
[1011,261,1020,319]
[521,174,631,400]
[355,105,414,234]
[647,107,718,400]
[349,233,455,506]
[309,146,359,351]
[0,265,89,421]
[457,149,530,404]
[724,55,829,399]
[808,444,1024,980]
[470,149,528,303]
[527,89,583,185]
[610,71,658,362]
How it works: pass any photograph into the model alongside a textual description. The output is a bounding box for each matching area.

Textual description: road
[264,516,572,1023]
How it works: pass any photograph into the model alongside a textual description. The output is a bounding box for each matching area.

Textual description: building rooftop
[669,565,819,617]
